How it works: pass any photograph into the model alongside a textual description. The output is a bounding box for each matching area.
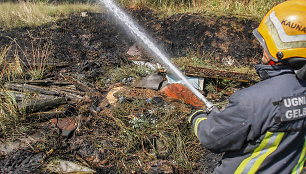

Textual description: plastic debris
[166,74,204,90]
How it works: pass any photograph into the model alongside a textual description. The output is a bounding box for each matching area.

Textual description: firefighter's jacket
[191,65,306,174]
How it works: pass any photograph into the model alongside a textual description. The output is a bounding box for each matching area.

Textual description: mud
[0,7,263,173]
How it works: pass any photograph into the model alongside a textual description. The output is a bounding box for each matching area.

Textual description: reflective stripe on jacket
[192,65,306,174]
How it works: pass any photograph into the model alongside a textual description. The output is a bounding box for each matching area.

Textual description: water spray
[100,0,217,112]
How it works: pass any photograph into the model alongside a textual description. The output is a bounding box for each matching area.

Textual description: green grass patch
[118,0,285,21]
[172,55,257,75]
[0,89,24,138]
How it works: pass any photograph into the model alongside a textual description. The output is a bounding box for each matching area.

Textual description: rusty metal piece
[161,83,205,107]
[184,66,258,83]
[50,117,77,137]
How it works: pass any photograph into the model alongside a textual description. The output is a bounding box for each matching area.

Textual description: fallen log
[56,91,84,101]
[14,80,53,86]
[49,86,85,101]
[59,86,86,97]
[53,82,74,86]
[21,97,67,114]
[183,66,259,83]
[5,83,59,96]
[10,80,73,87]
[63,76,96,93]
[0,90,54,101]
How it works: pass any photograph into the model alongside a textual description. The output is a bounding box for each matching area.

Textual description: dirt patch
[0,7,261,68]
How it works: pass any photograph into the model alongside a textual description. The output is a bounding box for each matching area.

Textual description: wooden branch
[63,76,96,93]
[21,97,67,114]
[0,91,54,101]
[19,80,53,86]
[5,83,59,96]
[28,111,66,122]
[11,80,73,87]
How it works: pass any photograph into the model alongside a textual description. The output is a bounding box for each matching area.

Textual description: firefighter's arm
[189,97,251,153]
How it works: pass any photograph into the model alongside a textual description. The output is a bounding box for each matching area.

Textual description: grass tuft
[0,89,22,137]
[0,44,24,82]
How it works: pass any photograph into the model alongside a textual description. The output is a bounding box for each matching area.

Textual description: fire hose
[100,0,219,113]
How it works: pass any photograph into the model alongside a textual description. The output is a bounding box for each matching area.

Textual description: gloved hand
[188,109,207,124]
[189,107,220,124]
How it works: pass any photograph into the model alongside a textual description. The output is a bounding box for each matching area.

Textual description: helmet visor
[253,28,279,62]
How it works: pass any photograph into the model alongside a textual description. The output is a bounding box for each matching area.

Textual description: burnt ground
[0,6,264,174]
[0,7,262,69]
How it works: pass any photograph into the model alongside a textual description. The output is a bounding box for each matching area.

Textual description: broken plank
[184,66,259,83]
[21,97,67,114]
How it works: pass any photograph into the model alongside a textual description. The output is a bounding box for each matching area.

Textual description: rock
[106,87,126,106]
[0,134,41,156]
[127,43,143,57]
[134,73,164,90]
[47,159,96,173]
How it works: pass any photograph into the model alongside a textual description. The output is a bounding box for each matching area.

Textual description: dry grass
[172,54,257,75]
[0,0,285,29]
[0,2,101,29]
[118,0,285,21]
[22,40,53,80]
[0,44,24,82]
[96,94,204,172]
[0,89,22,137]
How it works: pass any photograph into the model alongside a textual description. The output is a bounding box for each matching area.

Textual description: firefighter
[189,0,306,173]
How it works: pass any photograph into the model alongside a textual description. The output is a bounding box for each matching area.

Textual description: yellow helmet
[253,0,306,68]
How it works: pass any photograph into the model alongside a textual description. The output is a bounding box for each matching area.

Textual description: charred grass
[78,88,219,173]
[0,4,260,173]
